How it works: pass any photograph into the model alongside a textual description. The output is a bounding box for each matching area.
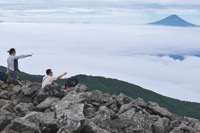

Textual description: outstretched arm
[14,53,33,59]
[57,72,67,79]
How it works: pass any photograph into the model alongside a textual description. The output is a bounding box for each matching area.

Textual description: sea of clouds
[1,0,200,102]
[1,23,200,103]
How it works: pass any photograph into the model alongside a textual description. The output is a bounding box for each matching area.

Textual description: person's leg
[8,70,14,78]
[13,70,19,79]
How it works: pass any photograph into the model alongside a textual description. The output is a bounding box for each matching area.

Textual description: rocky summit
[0,78,200,133]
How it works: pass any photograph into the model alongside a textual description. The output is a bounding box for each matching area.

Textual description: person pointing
[7,48,33,79]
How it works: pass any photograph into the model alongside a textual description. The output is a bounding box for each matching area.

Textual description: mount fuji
[148,14,199,27]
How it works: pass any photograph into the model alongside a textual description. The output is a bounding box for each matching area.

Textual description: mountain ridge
[0,65,200,119]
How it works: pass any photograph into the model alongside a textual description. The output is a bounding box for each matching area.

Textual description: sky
[0,0,200,24]
[0,0,200,103]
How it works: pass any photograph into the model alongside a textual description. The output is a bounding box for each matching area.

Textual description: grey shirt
[7,54,29,71]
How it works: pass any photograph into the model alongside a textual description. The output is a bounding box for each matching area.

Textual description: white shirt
[42,75,57,88]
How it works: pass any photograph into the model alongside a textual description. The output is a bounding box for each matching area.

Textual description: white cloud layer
[0,23,200,103]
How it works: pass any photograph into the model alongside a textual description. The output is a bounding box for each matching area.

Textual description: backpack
[0,70,7,83]
[65,76,78,90]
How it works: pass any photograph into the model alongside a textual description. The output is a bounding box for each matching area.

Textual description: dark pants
[8,69,19,78]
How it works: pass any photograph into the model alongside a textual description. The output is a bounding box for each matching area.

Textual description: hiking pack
[65,76,78,90]
[0,70,7,83]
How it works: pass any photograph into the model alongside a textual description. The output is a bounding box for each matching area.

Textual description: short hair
[8,48,16,55]
[46,69,52,75]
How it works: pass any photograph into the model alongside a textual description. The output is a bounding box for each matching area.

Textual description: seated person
[42,69,67,88]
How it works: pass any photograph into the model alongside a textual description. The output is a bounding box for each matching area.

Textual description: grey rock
[118,102,133,114]
[132,110,154,130]
[35,97,59,111]
[14,103,32,117]
[0,115,12,131]
[33,89,48,105]
[118,108,136,120]
[84,121,110,133]
[74,84,89,93]
[1,83,9,90]
[132,97,147,107]
[0,91,10,100]
[0,129,19,133]
[11,85,21,93]
[87,90,103,104]
[169,124,198,133]
[49,84,64,98]
[116,93,126,106]
[124,126,133,133]
[110,102,119,113]
[123,96,133,104]
[194,120,200,131]
[152,118,166,133]
[53,91,86,132]
[7,78,22,87]
[57,127,72,133]
[0,99,9,108]
[132,128,153,133]
[21,82,41,97]
[8,118,40,133]
[146,101,171,117]
[39,112,60,133]
[94,106,111,130]
[110,119,133,129]
[84,107,96,118]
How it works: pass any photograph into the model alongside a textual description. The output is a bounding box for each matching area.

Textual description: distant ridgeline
[0,65,200,119]
[148,14,199,27]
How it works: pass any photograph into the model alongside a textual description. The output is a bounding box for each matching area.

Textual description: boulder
[84,104,96,118]
[0,115,12,131]
[48,84,64,98]
[35,97,59,112]
[0,99,9,108]
[194,120,200,131]
[124,126,133,133]
[116,93,126,106]
[0,91,10,100]
[33,89,49,105]
[11,85,21,93]
[132,97,147,107]
[118,102,133,114]
[39,112,60,133]
[1,83,9,90]
[88,90,104,104]
[93,106,111,130]
[110,119,134,129]
[152,118,168,133]
[20,82,41,97]
[118,108,136,120]
[8,118,40,133]
[132,110,154,130]
[7,78,22,87]
[84,121,110,133]
[146,101,171,117]
[14,103,32,117]
[74,84,89,93]
[123,96,133,104]
[53,91,86,132]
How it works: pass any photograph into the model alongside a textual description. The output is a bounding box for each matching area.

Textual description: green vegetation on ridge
[1,65,200,119]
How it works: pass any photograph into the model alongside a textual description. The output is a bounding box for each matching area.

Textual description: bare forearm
[57,72,67,79]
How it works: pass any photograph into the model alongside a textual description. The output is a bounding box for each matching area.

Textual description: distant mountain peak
[148,14,199,27]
